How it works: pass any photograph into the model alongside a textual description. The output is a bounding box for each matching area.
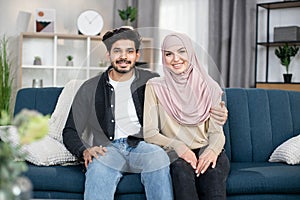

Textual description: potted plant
[0,36,12,119]
[118,5,137,26]
[274,43,299,83]
[33,56,42,65]
[66,55,73,66]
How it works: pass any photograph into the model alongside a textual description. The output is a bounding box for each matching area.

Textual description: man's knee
[133,142,170,172]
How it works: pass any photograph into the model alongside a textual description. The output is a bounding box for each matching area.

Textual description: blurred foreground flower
[0,109,49,199]
[13,109,49,145]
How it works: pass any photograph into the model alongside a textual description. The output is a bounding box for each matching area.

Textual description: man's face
[107,39,140,74]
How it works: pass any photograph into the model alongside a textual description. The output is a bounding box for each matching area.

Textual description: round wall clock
[77,10,103,36]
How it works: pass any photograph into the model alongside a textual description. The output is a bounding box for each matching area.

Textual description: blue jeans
[84,138,173,200]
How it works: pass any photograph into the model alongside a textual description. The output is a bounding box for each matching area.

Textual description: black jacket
[63,66,159,159]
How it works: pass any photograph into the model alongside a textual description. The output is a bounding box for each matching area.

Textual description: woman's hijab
[149,33,223,125]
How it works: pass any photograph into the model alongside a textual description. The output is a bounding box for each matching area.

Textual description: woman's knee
[171,158,195,177]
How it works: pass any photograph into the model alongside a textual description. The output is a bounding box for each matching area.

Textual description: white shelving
[19,32,106,88]
[19,32,154,88]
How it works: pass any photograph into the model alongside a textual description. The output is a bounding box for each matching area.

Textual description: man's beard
[111,59,135,74]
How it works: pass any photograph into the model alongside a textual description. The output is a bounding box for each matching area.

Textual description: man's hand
[196,149,217,176]
[83,145,107,168]
[210,101,228,125]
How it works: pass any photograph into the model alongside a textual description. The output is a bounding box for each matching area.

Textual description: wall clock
[77,10,103,36]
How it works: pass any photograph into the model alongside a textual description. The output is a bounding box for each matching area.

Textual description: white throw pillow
[48,79,84,143]
[269,134,300,165]
[0,80,85,166]
[0,126,77,166]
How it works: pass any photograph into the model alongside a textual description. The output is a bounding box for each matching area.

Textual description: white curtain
[159,0,209,50]
[158,0,222,81]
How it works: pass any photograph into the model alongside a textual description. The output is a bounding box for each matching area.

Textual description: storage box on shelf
[274,26,300,42]
[19,32,154,88]
[255,1,300,91]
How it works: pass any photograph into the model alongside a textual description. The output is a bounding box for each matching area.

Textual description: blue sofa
[14,87,300,199]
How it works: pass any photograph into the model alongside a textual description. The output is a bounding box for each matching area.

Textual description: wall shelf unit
[19,32,154,88]
[255,1,300,91]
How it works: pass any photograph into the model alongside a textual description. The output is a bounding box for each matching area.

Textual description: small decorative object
[0,109,49,199]
[274,43,299,83]
[66,55,73,66]
[32,79,43,88]
[34,8,56,33]
[274,26,300,42]
[33,56,42,65]
[118,5,137,26]
[77,10,103,36]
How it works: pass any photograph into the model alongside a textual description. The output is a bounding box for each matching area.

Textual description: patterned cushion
[269,134,300,165]
[0,126,77,166]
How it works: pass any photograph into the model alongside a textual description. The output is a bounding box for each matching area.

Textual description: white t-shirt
[109,74,141,139]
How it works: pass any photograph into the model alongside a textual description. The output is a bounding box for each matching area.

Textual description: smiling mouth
[116,59,131,65]
[172,63,184,69]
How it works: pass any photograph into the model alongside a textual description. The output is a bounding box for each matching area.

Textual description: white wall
[0,0,115,106]
[0,0,114,76]
[0,0,114,36]
[2,0,300,88]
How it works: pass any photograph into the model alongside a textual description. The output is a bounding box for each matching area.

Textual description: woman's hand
[83,145,107,168]
[210,101,228,125]
[178,146,198,170]
[196,149,218,176]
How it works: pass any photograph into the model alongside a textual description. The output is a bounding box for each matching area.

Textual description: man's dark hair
[102,27,141,52]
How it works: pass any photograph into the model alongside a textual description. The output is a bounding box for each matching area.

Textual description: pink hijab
[149,33,223,125]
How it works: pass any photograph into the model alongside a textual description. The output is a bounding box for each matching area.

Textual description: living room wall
[0,0,115,109]
[0,0,114,36]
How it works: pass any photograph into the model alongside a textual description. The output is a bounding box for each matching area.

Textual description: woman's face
[163,45,189,74]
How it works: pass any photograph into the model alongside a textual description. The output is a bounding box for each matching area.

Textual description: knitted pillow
[269,134,300,165]
[0,126,77,166]
[48,79,84,143]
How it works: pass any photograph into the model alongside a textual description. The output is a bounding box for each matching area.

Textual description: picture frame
[34,8,56,33]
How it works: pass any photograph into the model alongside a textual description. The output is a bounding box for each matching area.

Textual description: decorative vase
[283,74,292,83]
[33,58,41,65]
[66,60,73,66]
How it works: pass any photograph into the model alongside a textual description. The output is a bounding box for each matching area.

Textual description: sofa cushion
[269,134,300,165]
[224,89,300,162]
[14,87,63,116]
[227,162,300,195]
[0,126,77,166]
[48,80,84,143]
[25,164,145,195]
[25,164,85,193]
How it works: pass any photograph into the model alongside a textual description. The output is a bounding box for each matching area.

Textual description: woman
[143,32,230,200]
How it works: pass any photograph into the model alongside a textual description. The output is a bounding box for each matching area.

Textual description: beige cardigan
[143,83,225,156]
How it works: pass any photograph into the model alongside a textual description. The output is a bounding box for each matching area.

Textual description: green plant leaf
[118,6,137,22]
[274,43,299,74]
[0,35,12,117]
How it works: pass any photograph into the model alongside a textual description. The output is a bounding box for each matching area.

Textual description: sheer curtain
[158,0,210,75]
[159,0,209,51]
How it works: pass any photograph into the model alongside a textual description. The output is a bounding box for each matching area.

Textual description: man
[63,27,228,200]
[63,27,173,200]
